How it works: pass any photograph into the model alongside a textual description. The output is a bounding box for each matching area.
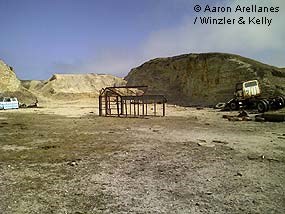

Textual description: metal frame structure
[99,86,167,117]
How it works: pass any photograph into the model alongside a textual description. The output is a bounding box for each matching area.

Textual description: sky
[0,0,284,80]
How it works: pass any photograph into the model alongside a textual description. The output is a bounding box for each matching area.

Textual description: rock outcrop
[125,53,285,106]
[0,59,21,91]
[0,59,37,104]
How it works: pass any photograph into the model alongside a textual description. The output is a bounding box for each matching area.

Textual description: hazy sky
[0,0,284,80]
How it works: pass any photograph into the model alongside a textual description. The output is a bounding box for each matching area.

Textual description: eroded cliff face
[0,60,21,91]
[125,53,285,106]
[0,59,37,104]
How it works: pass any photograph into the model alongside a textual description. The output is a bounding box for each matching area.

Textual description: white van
[0,97,19,110]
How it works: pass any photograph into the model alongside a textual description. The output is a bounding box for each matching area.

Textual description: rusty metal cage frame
[99,86,167,117]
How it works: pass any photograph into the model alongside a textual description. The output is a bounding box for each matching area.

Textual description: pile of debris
[222,111,252,121]
[222,110,285,122]
[255,113,285,122]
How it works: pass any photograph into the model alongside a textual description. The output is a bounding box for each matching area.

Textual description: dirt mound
[125,53,285,106]
[33,73,126,100]
[21,80,45,91]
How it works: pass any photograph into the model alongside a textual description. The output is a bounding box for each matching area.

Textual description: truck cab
[0,97,19,110]
[235,80,261,100]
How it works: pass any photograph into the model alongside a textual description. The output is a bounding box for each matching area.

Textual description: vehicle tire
[262,99,270,111]
[263,113,285,122]
[257,100,267,113]
[215,102,226,109]
[229,101,239,111]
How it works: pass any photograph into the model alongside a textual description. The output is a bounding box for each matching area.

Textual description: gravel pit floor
[0,106,284,213]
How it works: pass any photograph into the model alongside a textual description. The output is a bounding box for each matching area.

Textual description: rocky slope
[125,53,285,106]
[0,59,21,91]
[0,59,36,104]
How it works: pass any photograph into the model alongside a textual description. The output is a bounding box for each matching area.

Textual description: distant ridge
[25,73,126,100]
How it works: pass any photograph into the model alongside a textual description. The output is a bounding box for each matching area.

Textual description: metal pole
[142,100,145,116]
[108,96,111,115]
[105,94,108,116]
[154,100,157,116]
[146,103,148,116]
[129,100,132,115]
[99,96,102,116]
[120,97,124,115]
[137,100,140,116]
[125,99,128,117]
[133,100,136,116]
[116,96,120,117]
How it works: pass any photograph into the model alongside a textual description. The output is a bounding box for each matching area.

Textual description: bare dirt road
[0,105,284,213]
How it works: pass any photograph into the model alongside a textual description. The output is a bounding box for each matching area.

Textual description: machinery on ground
[224,80,285,113]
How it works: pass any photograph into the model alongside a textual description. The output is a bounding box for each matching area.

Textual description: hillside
[28,73,126,100]
[1,57,126,103]
[0,59,37,104]
[0,59,21,91]
[125,53,285,106]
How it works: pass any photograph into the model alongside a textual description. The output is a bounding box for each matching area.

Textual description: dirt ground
[0,103,284,214]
